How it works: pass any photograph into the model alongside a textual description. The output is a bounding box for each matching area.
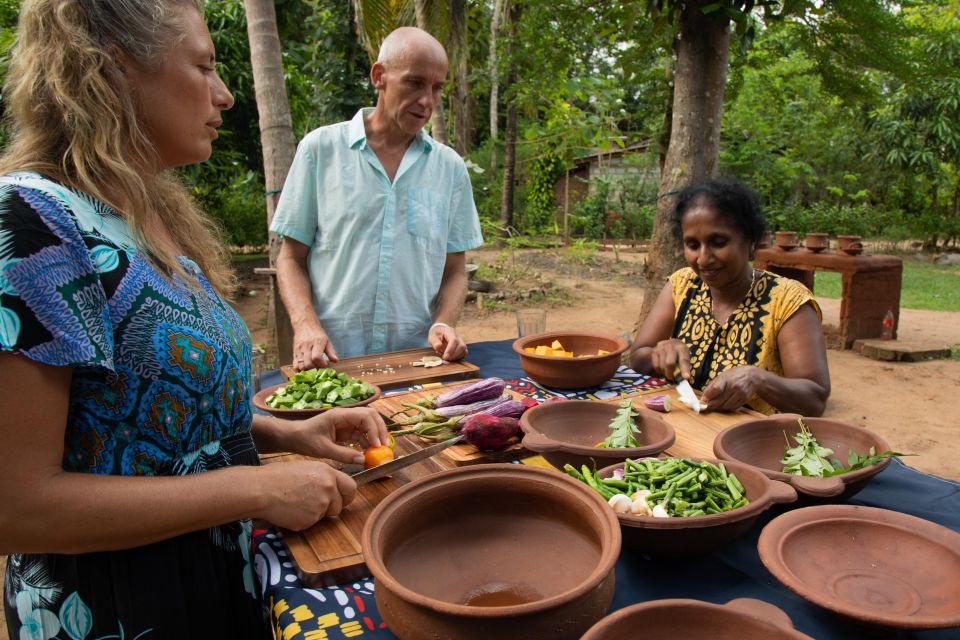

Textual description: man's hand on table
[428,322,468,361]
[293,326,339,371]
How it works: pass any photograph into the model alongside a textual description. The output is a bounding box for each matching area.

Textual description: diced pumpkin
[551,339,564,350]
[597,349,609,355]
[524,347,536,353]
[535,345,552,356]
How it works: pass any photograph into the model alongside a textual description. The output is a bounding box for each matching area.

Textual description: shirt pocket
[406,187,446,255]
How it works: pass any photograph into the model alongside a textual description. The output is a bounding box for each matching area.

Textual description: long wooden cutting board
[280,347,480,390]
[260,434,458,587]
[373,382,529,465]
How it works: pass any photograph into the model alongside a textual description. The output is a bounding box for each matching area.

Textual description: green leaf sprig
[599,400,643,449]
[781,418,909,477]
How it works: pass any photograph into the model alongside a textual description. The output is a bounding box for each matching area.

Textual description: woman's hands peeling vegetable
[288,407,390,466]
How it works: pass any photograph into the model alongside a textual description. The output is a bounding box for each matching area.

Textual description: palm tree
[242,0,297,363]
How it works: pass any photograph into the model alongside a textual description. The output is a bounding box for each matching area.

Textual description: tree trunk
[637,1,730,329]
[488,0,507,173]
[412,0,448,145]
[450,0,469,154]
[243,0,297,364]
[499,2,520,240]
[658,37,677,178]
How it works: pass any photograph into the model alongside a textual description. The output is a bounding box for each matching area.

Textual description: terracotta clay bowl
[519,399,675,471]
[361,464,621,640]
[712,413,892,501]
[758,505,960,630]
[581,597,813,640]
[512,331,629,389]
[803,232,829,253]
[252,381,381,420]
[775,231,799,251]
[597,457,796,557]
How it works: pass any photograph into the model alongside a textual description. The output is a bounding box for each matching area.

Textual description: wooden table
[259,384,757,587]
[753,248,903,348]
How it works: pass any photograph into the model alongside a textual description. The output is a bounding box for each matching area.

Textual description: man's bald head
[376,27,448,71]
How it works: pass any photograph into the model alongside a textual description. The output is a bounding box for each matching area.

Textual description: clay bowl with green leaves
[519,399,675,471]
[713,414,899,502]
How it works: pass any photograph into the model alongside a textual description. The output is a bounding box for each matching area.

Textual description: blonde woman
[0,1,388,637]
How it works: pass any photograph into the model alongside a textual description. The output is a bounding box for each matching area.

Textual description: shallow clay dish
[598,457,796,557]
[581,598,813,640]
[252,382,381,419]
[361,464,620,640]
[713,413,892,501]
[758,505,960,630]
[512,331,629,389]
[519,399,675,470]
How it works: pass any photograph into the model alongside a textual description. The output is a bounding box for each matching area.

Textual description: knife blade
[675,378,702,413]
[351,435,465,486]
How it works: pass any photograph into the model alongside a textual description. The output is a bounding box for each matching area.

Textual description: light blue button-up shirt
[270,109,484,358]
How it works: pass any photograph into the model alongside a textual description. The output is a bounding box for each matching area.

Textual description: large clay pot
[712,413,892,502]
[581,598,813,640]
[837,234,864,255]
[512,331,629,389]
[803,232,829,252]
[361,464,621,640]
[774,231,798,251]
[519,399,675,470]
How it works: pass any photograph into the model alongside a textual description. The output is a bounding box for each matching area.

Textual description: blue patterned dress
[0,173,269,639]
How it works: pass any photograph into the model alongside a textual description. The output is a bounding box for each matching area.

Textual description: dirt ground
[3,245,955,638]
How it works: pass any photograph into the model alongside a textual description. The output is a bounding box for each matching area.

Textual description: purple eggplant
[432,394,511,419]
[434,377,505,408]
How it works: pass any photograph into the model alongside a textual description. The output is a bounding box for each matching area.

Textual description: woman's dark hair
[669,177,767,246]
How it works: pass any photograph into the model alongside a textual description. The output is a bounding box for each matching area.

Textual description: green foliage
[523,153,565,232]
[564,238,598,266]
[569,174,657,240]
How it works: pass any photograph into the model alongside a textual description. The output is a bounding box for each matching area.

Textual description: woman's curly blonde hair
[0,0,235,297]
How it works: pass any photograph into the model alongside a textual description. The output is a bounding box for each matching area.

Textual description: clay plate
[581,597,813,640]
[758,505,960,629]
[519,399,675,470]
[713,413,892,501]
[512,331,629,389]
[361,464,621,640]
[252,381,382,419]
[598,457,796,557]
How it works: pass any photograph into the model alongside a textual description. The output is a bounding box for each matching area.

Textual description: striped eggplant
[434,377,505,408]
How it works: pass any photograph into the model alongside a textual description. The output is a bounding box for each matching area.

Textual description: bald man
[271,27,483,368]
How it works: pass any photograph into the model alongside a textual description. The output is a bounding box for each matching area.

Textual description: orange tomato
[363,445,396,469]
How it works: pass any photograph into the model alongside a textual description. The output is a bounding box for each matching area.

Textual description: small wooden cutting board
[280,347,480,390]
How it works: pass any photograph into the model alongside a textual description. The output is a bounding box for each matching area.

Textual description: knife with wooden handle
[350,435,464,486]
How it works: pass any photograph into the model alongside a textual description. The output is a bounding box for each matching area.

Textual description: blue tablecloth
[254,339,960,639]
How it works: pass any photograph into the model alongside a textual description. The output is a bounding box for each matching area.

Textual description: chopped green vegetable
[781,418,909,477]
[598,400,643,449]
[266,367,375,409]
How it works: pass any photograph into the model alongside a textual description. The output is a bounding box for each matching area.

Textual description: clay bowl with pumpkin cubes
[519,399,675,471]
[512,331,629,389]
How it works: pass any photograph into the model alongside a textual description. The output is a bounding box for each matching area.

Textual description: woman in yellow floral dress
[628,178,830,415]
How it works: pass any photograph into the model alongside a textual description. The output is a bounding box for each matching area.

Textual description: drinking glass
[516,309,547,337]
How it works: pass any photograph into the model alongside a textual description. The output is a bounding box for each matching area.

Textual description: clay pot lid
[519,399,676,460]
[581,597,813,639]
[361,463,621,618]
[598,457,797,531]
[252,381,382,419]
[758,505,960,629]
[712,414,893,499]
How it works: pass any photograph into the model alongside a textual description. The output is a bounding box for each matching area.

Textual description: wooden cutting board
[373,382,529,465]
[604,388,762,458]
[280,347,480,390]
[260,434,458,587]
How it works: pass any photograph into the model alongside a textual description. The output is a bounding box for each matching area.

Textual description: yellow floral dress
[670,267,821,414]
